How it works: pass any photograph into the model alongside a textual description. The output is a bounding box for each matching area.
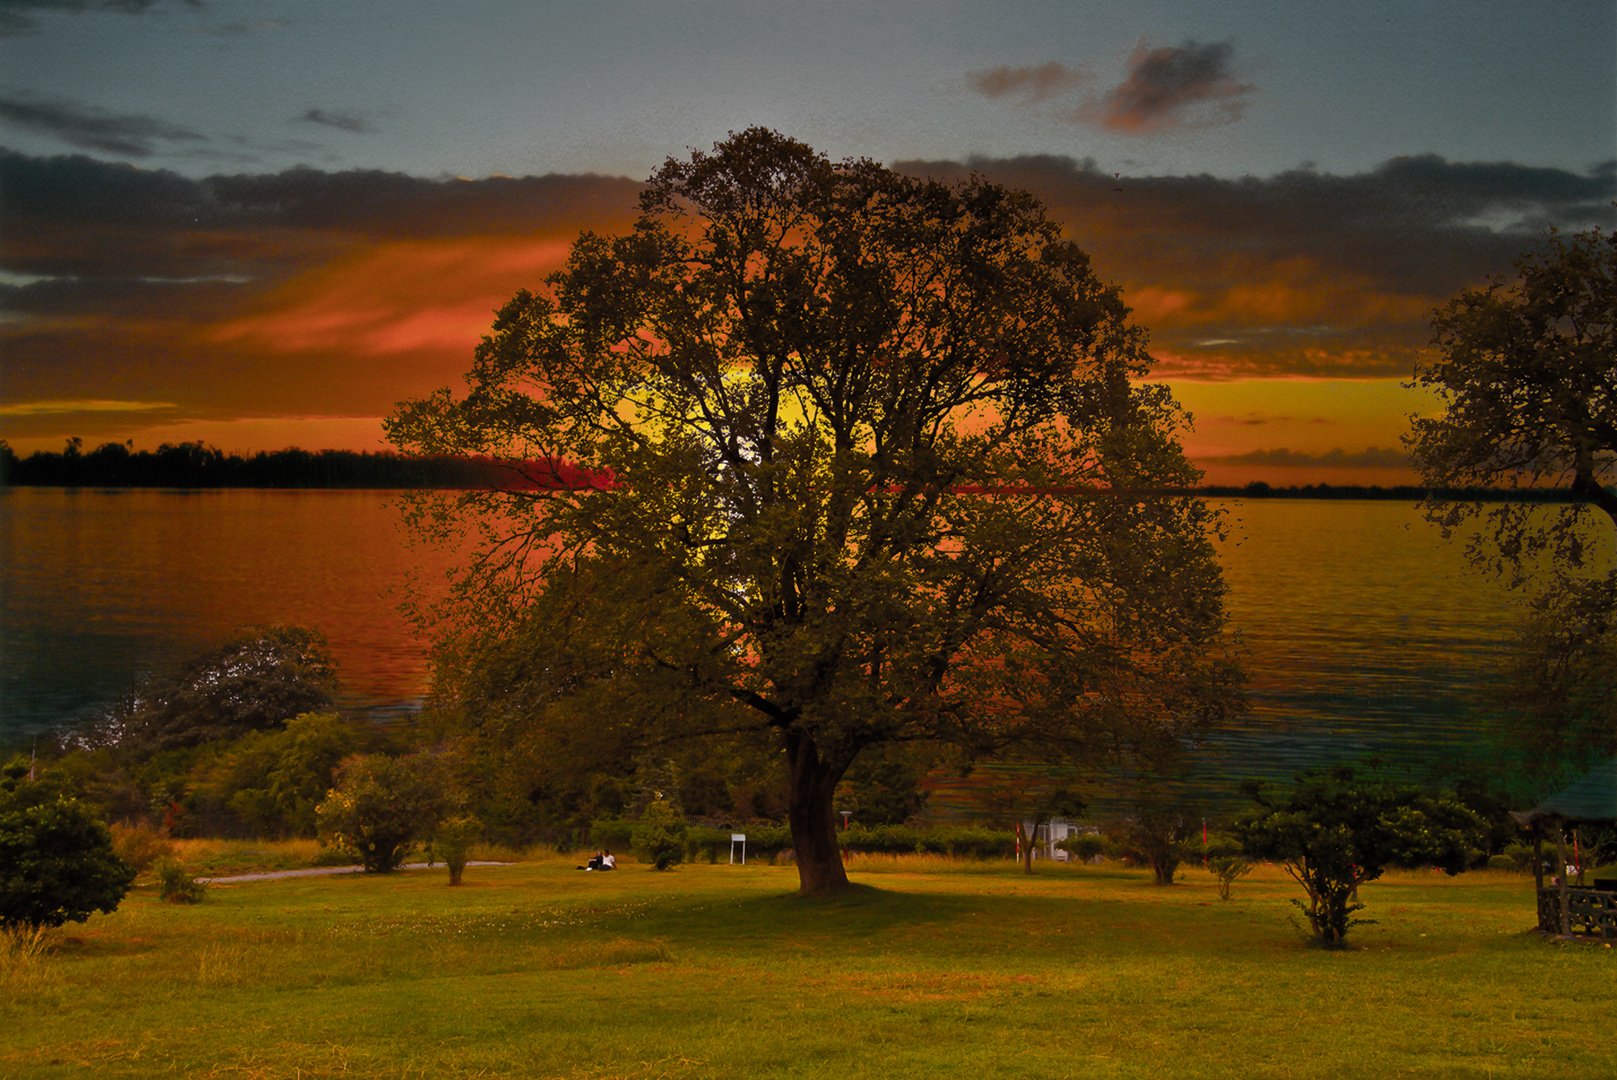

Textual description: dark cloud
[0,150,643,280]
[1209,447,1411,469]
[1088,39,1254,133]
[297,109,372,135]
[967,62,1090,104]
[0,0,197,36]
[897,153,1616,379]
[0,95,208,156]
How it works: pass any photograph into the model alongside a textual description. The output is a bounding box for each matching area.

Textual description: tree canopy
[1407,224,1616,587]
[387,128,1242,894]
[86,626,341,757]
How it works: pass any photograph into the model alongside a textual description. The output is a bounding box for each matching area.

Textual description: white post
[731,833,746,865]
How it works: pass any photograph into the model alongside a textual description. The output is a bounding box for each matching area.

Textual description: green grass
[3,853,1612,1079]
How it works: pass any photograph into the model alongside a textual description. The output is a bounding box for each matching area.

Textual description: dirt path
[196,861,511,884]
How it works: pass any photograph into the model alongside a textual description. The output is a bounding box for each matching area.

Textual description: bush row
[585,820,1015,864]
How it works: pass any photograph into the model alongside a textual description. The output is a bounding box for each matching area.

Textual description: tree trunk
[785,729,852,895]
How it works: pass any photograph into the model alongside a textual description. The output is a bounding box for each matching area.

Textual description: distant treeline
[1200,481,1581,502]
[0,439,1585,501]
[0,439,532,489]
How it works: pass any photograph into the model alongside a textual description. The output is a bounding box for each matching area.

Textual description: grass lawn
[2,851,1612,1079]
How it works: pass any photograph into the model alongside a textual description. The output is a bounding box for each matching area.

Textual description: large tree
[387,129,1241,894]
[1407,225,1616,767]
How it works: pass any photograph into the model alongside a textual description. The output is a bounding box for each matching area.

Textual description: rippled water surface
[1,490,1533,784]
[1206,499,1523,784]
[1,488,456,737]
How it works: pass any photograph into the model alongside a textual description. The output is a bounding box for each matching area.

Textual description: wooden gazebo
[1510,758,1617,939]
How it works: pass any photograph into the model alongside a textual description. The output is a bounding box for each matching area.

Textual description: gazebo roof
[1511,758,1617,828]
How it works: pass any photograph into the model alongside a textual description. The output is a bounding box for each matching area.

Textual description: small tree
[1236,766,1486,946]
[315,753,448,873]
[1,762,136,929]
[435,815,482,886]
[1202,830,1251,900]
[1110,789,1197,886]
[631,797,686,871]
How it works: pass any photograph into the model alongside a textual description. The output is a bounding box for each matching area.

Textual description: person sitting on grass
[578,851,604,871]
[601,850,615,871]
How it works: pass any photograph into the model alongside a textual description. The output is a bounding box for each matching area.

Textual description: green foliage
[186,711,359,839]
[435,814,482,886]
[1407,224,1617,588]
[1206,856,1253,900]
[1109,794,1198,886]
[88,626,341,757]
[387,128,1243,895]
[1235,766,1488,946]
[0,762,136,928]
[631,799,686,871]
[1409,226,1617,777]
[152,857,207,904]
[108,821,174,874]
[834,746,933,826]
[1057,832,1108,864]
[315,753,450,872]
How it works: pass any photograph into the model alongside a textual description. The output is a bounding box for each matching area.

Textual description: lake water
[0,488,1532,791]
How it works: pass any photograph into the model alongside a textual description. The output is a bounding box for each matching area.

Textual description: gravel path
[197,861,511,884]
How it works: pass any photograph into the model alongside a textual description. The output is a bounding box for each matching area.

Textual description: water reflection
[1,488,457,738]
[0,490,1543,787]
[1206,498,1523,785]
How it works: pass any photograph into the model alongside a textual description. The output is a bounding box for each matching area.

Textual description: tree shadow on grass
[640,882,973,945]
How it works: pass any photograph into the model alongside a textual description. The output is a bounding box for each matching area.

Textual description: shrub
[312,845,356,867]
[1499,840,1540,874]
[315,753,449,872]
[1207,856,1253,900]
[436,815,482,886]
[1057,832,1107,863]
[109,821,175,875]
[632,799,686,870]
[1,763,136,929]
[153,857,207,904]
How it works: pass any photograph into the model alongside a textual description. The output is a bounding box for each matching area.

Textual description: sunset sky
[2,0,1613,485]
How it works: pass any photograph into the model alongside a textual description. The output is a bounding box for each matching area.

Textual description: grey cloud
[1089,39,1254,133]
[0,0,197,36]
[0,95,207,156]
[897,152,1614,378]
[1211,447,1411,468]
[0,149,643,283]
[5,147,1612,386]
[967,62,1091,104]
[297,109,372,135]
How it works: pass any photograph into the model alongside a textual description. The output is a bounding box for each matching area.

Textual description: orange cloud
[206,236,573,357]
